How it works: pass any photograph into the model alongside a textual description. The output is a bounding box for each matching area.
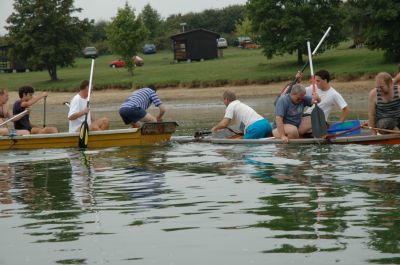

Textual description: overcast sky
[0,0,247,35]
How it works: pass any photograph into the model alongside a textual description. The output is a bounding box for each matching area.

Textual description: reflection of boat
[0,122,177,150]
[177,130,400,145]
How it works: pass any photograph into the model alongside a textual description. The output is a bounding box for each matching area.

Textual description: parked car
[217,38,228,49]
[82,46,98,58]
[142,44,156,54]
[109,59,125,68]
[109,56,144,68]
[233,36,252,47]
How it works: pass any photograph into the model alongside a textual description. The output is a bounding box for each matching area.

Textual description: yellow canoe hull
[0,122,177,150]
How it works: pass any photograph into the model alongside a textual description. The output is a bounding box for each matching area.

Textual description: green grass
[0,44,397,92]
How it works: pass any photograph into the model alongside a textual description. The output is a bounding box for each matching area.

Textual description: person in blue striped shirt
[119,85,166,128]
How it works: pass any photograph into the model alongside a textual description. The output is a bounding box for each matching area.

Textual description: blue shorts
[244,119,272,139]
[119,107,147,125]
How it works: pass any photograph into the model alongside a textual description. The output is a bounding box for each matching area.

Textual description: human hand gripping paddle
[307,41,327,138]
[274,26,332,105]
[79,58,95,148]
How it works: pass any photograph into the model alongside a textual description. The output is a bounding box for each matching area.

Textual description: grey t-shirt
[274,94,313,128]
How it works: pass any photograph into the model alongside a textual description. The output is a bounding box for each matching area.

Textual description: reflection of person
[0,88,30,136]
[13,86,58,134]
[119,85,165,128]
[211,90,272,139]
[68,80,110,133]
[368,72,400,134]
[298,70,349,135]
[272,84,319,143]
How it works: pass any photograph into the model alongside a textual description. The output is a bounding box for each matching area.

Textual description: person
[68,80,110,133]
[211,90,272,139]
[368,72,400,135]
[272,84,320,143]
[119,85,165,128]
[298,70,349,135]
[0,88,30,136]
[13,86,58,134]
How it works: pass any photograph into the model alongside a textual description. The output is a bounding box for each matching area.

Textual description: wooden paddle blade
[78,122,89,148]
[311,105,327,138]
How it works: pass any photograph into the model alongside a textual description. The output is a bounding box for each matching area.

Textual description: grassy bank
[0,42,397,92]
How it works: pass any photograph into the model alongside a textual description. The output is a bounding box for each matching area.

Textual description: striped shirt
[376,85,400,120]
[120,88,162,110]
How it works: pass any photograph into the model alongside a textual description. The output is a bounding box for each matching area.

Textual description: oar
[194,127,243,138]
[43,96,47,128]
[79,58,95,148]
[274,26,332,104]
[0,109,29,127]
[307,40,327,138]
[361,125,400,134]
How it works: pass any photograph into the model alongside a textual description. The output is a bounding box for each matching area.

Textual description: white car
[217,38,228,49]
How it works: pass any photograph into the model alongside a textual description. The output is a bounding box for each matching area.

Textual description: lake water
[1,95,399,265]
[1,140,400,265]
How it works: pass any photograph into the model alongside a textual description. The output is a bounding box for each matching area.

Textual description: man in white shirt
[68,80,110,133]
[298,70,349,135]
[211,90,272,139]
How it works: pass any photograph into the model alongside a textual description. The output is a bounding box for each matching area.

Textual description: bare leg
[140,113,157,123]
[298,116,312,136]
[0,128,9,136]
[90,117,110,131]
[272,124,300,139]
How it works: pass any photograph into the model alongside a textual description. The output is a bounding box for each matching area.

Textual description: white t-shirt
[224,100,263,130]
[305,85,348,121]
[68,94,91,133]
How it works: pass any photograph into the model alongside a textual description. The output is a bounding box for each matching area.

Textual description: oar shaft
[0,109,29,127]
[87,58,95,104]
[312,26,331,55]
[361,125,400,134]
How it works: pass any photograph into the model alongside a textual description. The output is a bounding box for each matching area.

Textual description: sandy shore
[28,79,375,105]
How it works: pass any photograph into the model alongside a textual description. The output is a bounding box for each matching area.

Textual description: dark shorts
[376,118,400,134]
[119,107,147,125]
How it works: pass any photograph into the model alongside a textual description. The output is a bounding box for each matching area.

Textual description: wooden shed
[171,28,220,62]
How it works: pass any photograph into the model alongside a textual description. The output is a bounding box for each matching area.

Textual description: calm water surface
[1,141,400,265]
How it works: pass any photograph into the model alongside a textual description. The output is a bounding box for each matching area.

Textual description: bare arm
[339,106,350,122]
[157,104,166,122]
[211,118,231,132]
[275,116,289,143]
[21,92,48,108]
[68,108,89,121]
[368,88,377,135]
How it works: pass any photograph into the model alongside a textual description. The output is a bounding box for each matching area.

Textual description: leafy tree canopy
[350,0,400,62]
[247,0,346,64]
[6,0,90,81]
[107,3,148,75]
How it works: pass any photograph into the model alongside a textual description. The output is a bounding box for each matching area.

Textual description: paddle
[43,96,47,128]
[78,58,95,148]
[307,41,327,138]
[194,127,243,138]
[274,26,332,104]
[0,109,29,127]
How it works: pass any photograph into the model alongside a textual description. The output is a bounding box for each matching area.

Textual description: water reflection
[0,143,400,264]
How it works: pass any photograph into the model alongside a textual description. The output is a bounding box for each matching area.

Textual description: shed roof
[170,28,220,39]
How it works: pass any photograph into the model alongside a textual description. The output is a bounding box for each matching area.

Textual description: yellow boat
[0,122,178,150]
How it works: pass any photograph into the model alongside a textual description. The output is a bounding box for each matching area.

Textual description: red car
[109,59,125,68]
[109,56,144,68]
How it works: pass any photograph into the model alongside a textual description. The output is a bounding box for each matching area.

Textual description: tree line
[2,0,399,81]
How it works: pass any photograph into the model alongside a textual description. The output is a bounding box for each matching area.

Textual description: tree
[6,0,90,81]
[234,17,256,40]
[107,3,148,75]
[350,0,400,62]
[247,0,346,64]
[140,4,162,42]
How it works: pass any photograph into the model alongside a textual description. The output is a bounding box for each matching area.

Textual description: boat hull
[0,122,178,150]
[173,132,400,145]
